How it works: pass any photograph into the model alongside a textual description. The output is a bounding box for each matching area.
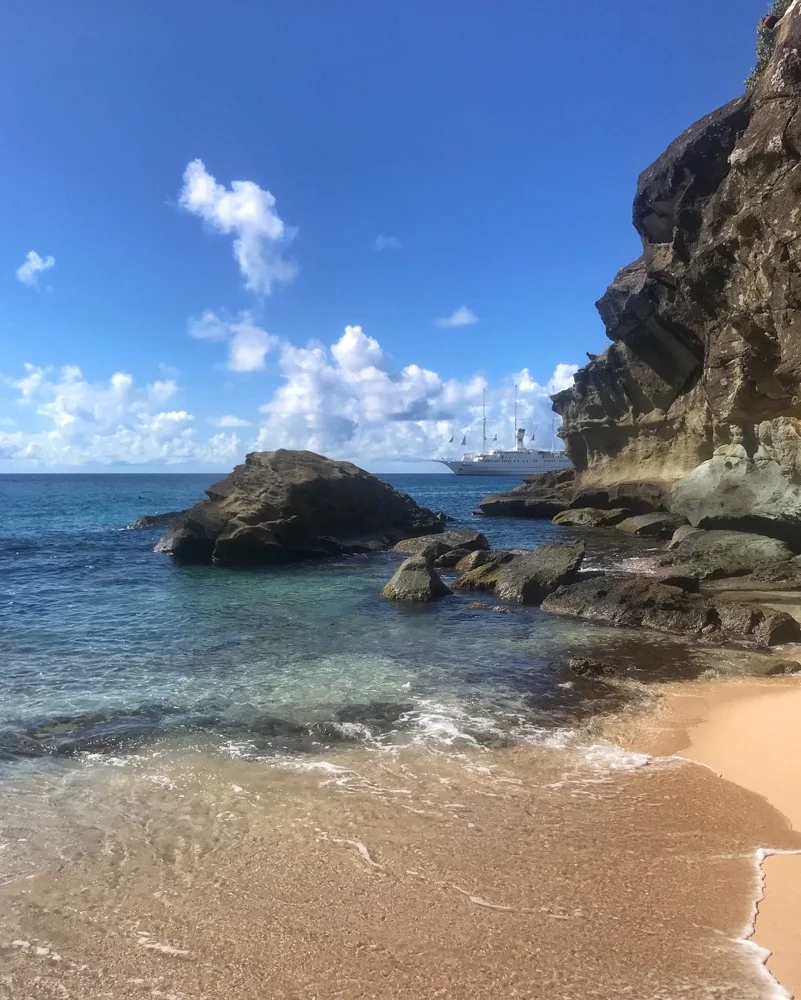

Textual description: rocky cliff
[553,4,801,502]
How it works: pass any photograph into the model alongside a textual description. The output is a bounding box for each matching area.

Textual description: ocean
[0,473,794,999]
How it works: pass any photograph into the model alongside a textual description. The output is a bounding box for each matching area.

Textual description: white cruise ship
[436,388,572,476]
[437,428,572,476]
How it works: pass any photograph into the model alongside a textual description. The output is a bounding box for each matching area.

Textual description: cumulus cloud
[16,251,55,287]
[210,415,252,428]
[0,331,577,468]
[435,306,478,328]
[372,235,403,251]
[253,324,576,461]
[188,310,278,372]
[179,159,297,295]
[0,364,240,467]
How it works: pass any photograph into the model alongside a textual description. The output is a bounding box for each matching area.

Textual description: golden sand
[1,739,796,999]
[614,677,801,998]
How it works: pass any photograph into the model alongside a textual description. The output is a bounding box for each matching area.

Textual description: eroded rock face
[156,450,443,567]
[553,9,801,510]
[453,541,585,605]
[552,507,631,528]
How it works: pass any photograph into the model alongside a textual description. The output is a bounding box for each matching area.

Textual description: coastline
[611,677,801,998]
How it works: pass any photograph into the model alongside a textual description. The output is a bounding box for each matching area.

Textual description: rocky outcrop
[381,556,452,603]
[453,541,585,604]
[551,7,801,536]
[156,450,443,567]
[542,577,800,646]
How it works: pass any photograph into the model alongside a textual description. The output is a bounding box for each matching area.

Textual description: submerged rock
[552,507,631,528]
[665,529,794,579]
[542,577,800,646]
[616,512,686,539]
[453,541,585,605]
[381,556,452,603]
[568,658,625,679]
[156,450,444,567]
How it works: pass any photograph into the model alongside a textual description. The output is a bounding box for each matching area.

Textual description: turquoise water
[0,473,673,763]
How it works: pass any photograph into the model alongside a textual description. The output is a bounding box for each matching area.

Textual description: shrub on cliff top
[747,0,794,88]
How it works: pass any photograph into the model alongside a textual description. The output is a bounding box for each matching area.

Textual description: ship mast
[482,388,487,454]
[513,384,518,450]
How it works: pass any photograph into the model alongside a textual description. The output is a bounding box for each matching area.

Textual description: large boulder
[381,556,452,603]
[616,512,686,538]
[156,450,444,567]
[453,541,585,604]
[542,577,800,646]
[393,529,489,558]
[552,507,631,528]
[670,452,801,547]
[665,529,794,579]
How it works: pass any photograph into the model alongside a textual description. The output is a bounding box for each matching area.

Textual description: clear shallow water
[1,475,793,1000]
[0,473,716,763]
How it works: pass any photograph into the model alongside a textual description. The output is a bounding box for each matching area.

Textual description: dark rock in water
[477,494,570,518]
[568,658,625,679]
[664,529,794,579]
[766,660,801,676]
[542,577,801,646]
[155,450,443,567]
[381,556,452,603]
[453,541,585,605]
[552,507,631,528]
[393,528,489,558]
[126,510,187,530]
[433,547,473,569]
[616,512,687,539]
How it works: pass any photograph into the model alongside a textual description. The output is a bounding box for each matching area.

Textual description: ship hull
[438,455,572,476]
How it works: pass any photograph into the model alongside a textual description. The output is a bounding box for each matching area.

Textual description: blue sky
[0,0,766,471]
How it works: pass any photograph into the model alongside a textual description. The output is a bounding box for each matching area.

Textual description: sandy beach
[615,677,801,998]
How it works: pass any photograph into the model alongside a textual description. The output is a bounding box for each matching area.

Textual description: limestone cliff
[553,4,801,490]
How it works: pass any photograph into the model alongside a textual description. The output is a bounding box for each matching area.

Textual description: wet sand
[1,740,797,999]
[613,678,801,998]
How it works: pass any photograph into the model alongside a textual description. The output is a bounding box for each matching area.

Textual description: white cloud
[0,331,577,469]
[16,251,55,287]
[0,364,239,467]
[179,159,297,295]
[188,310,278,372]
[372,235,403,251]
[253,324,576,461]
[435,306,478,328]
[210,415,252,428]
